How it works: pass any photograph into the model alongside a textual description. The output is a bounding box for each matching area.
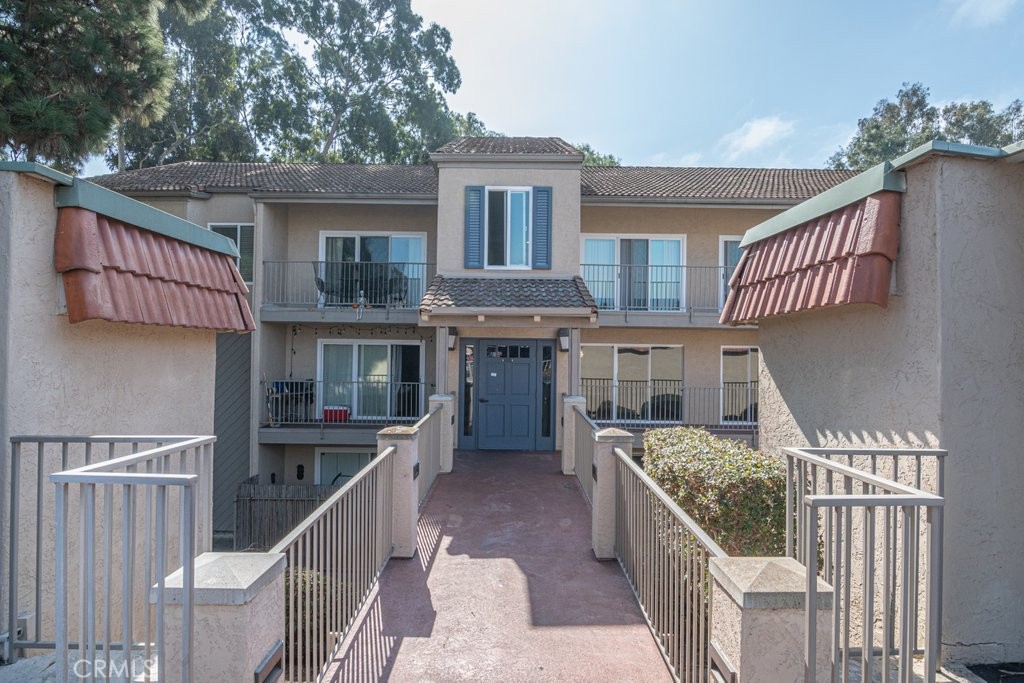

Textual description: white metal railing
[263,260,433,310]
[46,435,215,683]
[270,447,395,683]
[415,406,442,507]
[573,406,597,504]
[581,380,758,430]
[784,447,946,683]
[613,447,726,682]
[581,264,729,316]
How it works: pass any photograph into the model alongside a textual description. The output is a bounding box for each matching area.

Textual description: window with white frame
[316,449,374,486]
[210,223,254,283]
[486,188,531,268]
[581,236,685,310]
[318,340,423,419]
[580,344,684,422]
[721,346,758,423]
[719,236,743,309]
[317,232,426,306]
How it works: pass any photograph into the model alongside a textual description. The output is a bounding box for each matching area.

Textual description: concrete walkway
[326,450,670,682]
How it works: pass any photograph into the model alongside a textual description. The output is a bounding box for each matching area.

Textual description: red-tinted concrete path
[326,450,670,682]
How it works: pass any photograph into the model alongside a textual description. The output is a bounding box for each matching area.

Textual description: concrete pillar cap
[151,552,285,606]
[710,557,833,610]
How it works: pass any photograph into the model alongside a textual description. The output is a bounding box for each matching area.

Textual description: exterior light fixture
[557,328,570,352]
[447,326,458,350]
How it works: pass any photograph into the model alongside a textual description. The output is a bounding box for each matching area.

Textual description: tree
[0,0,211,172]
[575,142,620,166]
[108,0,258,169]
[241,0,461,164]
[829,82,1024,170]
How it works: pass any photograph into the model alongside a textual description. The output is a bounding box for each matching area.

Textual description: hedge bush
[643,427,786,556]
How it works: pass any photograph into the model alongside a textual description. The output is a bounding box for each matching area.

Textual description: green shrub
[643,427,786,556]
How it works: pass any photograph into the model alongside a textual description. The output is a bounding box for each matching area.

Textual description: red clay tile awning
[720,191,901,325]
[55,207,255,332]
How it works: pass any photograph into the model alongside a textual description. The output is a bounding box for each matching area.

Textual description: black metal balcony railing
[581,264,731,313]
[262,379,424,426]
[263,261,434,309]
[581,379,758,429]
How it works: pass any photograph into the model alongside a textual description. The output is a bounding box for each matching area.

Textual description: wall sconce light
[447,326,458,350]
[557,328,570,352]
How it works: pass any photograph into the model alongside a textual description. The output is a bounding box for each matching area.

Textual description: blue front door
[478,340,536,450]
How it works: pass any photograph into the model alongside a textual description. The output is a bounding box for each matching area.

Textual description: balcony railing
[581,379,758,429]
[263,261,433,310]
[263,379,425,426]
[581,264,730,314]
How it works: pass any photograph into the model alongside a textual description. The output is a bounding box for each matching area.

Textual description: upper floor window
[581,236,685,311]
[720,236,743,307]
[316,232,427,307]
[464,185,551,270]
[211,223,254,283]
[486,188,531,268]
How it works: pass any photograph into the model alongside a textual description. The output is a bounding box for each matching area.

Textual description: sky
[409,0,1024,168]
[82,0,1023,175]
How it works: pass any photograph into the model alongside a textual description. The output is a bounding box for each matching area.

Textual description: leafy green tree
[0,0,211,172]
[108,0,258,169]
[575,142,620,166]
[241,0,461,164]
[829,82,1024,170]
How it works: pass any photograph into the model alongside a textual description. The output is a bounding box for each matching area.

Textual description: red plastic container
[323,406,350,423]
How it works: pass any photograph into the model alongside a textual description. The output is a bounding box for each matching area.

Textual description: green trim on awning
[1,161,238,257]
[740,163,905,247]
[56,178,238,257]
[0,161,74,186]
[740,138,1022,248]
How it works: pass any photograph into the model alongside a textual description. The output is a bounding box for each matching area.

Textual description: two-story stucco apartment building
[93,137,854,537]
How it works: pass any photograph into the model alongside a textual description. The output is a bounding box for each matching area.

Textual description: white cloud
[718,117,795,162]
[950,0,1018,27]
[677,152,703,166]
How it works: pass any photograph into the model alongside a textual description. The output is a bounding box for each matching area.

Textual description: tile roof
[434,136,581,156]
[420,275,597,313]
[89,162,437,195]
[90,160,854,203]
[55,207,256,332]
[581,166,858,202]
[720,191,901,325]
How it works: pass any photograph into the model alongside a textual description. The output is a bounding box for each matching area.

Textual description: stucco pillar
[709,557,832,682]
[561,395,587,475]
[377,426,418,558]
[568,328,582,395]
[591,428,633,560]
[429,393,455,473]
[435,327,449,394]
[153,552,285,683]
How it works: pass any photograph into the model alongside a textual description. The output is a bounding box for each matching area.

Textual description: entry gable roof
[419,275,597,316]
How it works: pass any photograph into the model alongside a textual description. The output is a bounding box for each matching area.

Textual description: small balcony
[261,261,434,323]
[581,379,758,433]
[581,264,743,326]
[258,378,427,445]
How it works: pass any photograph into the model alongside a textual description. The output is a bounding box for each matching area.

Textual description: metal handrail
[580,263,729,314]
[783,447,946,683]
[271,446,396,682]
[42,435,216,683]
[262,260,435,309]
[612,445,725,682]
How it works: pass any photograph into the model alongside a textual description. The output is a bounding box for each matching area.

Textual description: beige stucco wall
[0,171,219,654]
[283,202,437,263]
[931,157,1024,663]
[133,193,254,229]
[581,205,779,268]
[754,156,1024,664]
[435,162,582,276]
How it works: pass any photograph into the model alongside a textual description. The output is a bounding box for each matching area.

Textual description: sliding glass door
[582,237,684,311]
[319,341,422,419]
